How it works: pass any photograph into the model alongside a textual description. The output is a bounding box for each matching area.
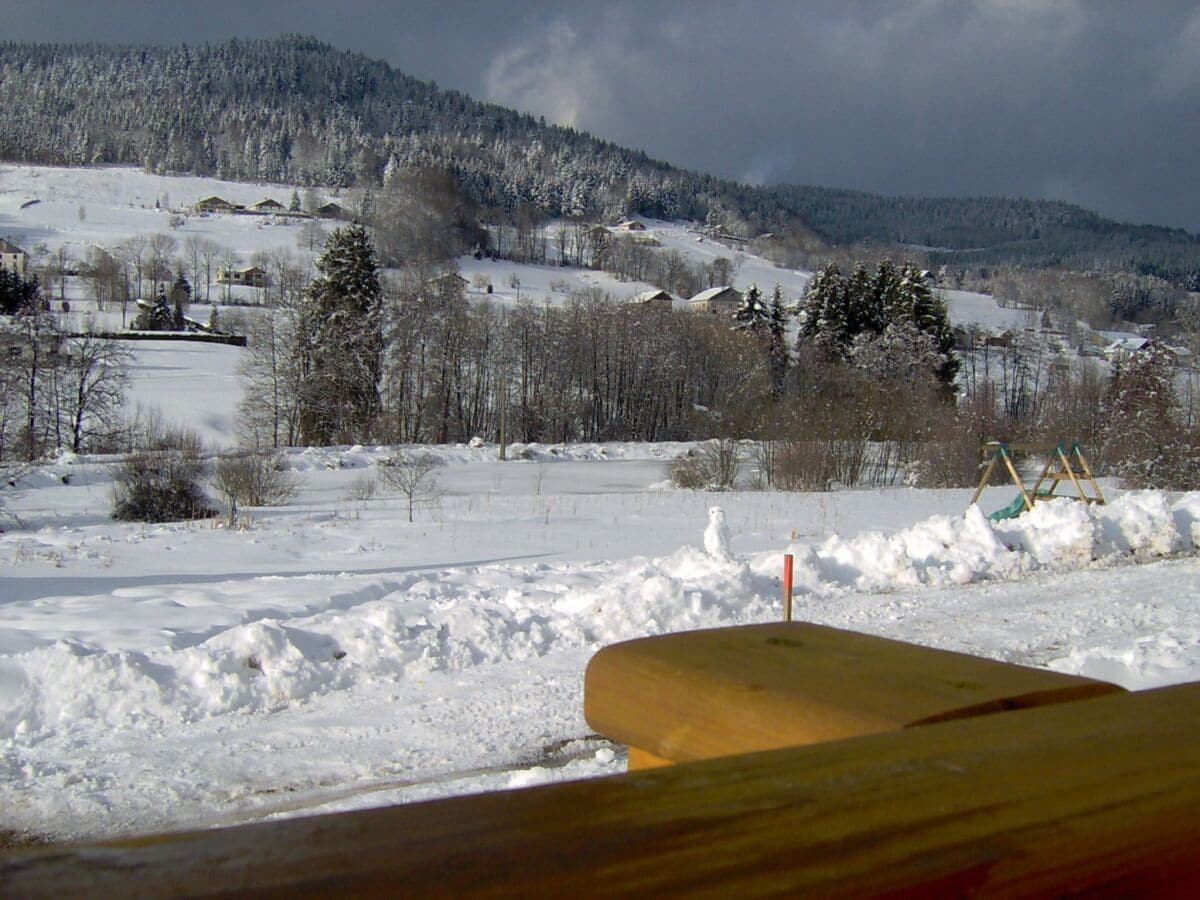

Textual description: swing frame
[969,441,1106,518]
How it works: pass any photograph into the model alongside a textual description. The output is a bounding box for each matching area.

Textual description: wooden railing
[3,624,1197,898]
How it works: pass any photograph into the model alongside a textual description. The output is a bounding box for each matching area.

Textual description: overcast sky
[6,1,1200,231]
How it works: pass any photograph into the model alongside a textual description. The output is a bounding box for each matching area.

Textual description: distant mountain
[2,36,1197,286]
[770,185,1200,288]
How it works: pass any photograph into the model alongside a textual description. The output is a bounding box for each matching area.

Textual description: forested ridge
[2,35,1199,285]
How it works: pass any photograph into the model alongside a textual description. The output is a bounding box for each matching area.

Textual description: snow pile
[3,492,1194,744]
[781,493,1194,599]
[0,550,770,742]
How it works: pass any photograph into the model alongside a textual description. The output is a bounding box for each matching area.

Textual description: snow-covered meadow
[1,164,1197,845]
[3,439,1200,843]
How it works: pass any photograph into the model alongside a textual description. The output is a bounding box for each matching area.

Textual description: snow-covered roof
[689,286,739,304]
[0,238,26,254]
[633,289,673,303]
[1105,336,1150,353]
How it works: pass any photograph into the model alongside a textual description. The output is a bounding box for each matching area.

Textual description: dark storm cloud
[5,1,1199,230]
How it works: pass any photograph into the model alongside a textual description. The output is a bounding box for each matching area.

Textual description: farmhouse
[428,272,470,292]
[688,285,742,316]
[1102,334,1155,362]
[632,289,674,308]
[216,265,269,288]
[194,196,240,214]
[316,202,344,220]
[248,198,286,213]
[0,238,29,277]
[612,220,647,232]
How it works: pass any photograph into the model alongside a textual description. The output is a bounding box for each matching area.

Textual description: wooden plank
[4,684,1197,898]
[584,622,1122,764]
[1001,452,1035,512]
[626,746,672,770]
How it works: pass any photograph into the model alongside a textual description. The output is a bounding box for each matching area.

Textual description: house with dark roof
[194,196,240,214]
[0,238,29,278]
[216,265,269,288]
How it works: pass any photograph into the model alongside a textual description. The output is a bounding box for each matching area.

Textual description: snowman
[704,506,732,561]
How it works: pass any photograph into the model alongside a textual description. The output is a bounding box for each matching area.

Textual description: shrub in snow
[671,439,742,490]
[111,429,213,523]
[343,471,380,502]
[669,454,706,489]
[772,439,871,491]
[211,450,299,525]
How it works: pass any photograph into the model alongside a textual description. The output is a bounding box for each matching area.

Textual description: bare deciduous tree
[53,330,132,453]
[147,233,178,296]
[378,450,443,522]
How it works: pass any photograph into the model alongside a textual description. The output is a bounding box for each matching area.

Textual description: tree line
[239,229,963,461]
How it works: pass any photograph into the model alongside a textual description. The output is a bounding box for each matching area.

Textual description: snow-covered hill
[2,163,1028,324]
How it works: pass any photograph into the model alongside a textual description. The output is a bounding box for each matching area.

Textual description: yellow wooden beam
[5,684,1198,898]
[584,623,1121,765]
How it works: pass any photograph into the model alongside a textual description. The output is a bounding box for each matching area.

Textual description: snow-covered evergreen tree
[798,264,849,351]
[296,225,384,445]
[134,285,173,331]
[798,260,958,388]
[168,272,191,330]
[732,283,769,332]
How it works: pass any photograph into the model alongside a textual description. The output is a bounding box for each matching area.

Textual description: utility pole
[499,371,507,461]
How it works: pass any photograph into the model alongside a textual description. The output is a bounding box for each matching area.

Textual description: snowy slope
[2,164,1024,328]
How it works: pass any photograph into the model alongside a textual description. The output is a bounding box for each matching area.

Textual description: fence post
[783,553,794,622]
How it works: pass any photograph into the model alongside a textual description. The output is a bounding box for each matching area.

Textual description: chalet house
[633,289,674,309]
[688,286,742,316]
[1102,334,1154,362]
[194,196,240,214]
[217,265,269,288]
[612,220,647,232]
[0,238,29,277]
[316,202,344,220]
[249,198,286,213]
[428,272,470,291]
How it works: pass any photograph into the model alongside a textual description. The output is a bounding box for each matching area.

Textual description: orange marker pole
[782,553,794,622]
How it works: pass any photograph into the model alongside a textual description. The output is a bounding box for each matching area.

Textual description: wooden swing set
[970,440,1106,521]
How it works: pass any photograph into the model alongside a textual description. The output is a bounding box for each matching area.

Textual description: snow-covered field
[3,439,1200,844]
[2,164,1197,846]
